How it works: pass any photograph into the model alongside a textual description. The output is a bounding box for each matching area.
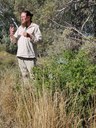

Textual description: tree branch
[50,19,87,39]
[81,14,91,31]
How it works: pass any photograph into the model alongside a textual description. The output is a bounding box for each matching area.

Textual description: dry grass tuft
[0,67,96,128]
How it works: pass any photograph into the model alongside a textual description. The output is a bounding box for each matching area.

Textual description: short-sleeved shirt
[14,23,42,58]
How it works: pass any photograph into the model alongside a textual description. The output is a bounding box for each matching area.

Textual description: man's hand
[23,32,33,39]
[9,24,16,43]
[9,24,15,37]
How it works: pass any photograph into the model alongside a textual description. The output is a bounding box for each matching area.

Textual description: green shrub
[34,50,96,91]
[2,35,17,54]
[33,50,96,120]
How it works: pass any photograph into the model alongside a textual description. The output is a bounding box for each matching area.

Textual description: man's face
[21,12,30,26]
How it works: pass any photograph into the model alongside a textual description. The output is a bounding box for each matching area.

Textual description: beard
[21,22,27,27]
[21,20,31,28]
[21,20,27,27]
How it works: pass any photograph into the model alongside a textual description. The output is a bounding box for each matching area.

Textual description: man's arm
[32,25,42,44]
[9,24,17,43]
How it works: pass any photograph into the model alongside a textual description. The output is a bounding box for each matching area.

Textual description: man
[9,10,42,84]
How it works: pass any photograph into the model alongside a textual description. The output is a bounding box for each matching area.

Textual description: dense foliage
[0,0,96,54]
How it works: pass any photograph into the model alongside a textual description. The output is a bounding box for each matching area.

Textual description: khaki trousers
[17,57,36,84]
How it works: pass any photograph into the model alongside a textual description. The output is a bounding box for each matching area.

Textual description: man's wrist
[27,33,32,38]
[27,33,34,40]
[24,32,34,41]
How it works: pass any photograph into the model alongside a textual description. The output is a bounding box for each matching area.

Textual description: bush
[34,50,96,91]
[80,40,96,64]
[2,35,17,54]
[33,50,96,124]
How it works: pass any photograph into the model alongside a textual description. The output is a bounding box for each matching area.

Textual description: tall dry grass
[0,67,96,128]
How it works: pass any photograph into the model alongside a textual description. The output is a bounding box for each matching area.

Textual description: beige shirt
[14,23,42,58]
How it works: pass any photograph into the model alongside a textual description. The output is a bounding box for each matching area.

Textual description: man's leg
[17,58,29,84]
[24,58,36,79]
